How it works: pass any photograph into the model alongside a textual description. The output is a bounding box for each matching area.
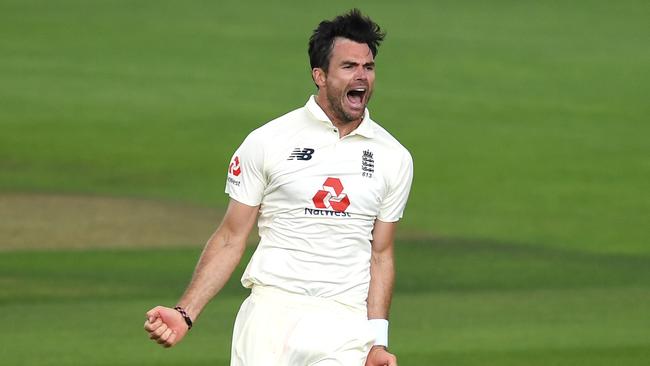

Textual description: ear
[312,68,327,88]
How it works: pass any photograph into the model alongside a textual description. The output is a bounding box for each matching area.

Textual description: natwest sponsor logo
[304,208,351,217]
[228,156,241,176]
[312,177,350,212]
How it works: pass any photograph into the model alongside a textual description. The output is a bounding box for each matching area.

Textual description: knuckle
[160,330,171,341]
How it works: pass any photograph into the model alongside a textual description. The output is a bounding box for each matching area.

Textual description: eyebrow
[341,60,376,67]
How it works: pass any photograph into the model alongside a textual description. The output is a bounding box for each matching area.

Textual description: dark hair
[308,9,386,72]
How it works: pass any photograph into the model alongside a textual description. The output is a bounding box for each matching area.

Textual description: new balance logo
[287,148,315,161]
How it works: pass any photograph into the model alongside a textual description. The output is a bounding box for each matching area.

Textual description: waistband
[251,285,367,315]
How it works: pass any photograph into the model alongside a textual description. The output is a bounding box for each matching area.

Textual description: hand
[365,345,397,366]
[144,306,190,348]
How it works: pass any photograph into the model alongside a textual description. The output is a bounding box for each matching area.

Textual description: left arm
[368,219,396,319]
[365,219,398,366]
[366,148,413,366]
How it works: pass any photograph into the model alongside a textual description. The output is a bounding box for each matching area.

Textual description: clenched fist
[144,306,190,348]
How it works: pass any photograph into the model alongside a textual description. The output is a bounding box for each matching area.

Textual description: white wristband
[369,319,389,347]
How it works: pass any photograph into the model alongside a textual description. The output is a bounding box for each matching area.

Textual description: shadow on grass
[396,237,650,293]
[1,237,649,305]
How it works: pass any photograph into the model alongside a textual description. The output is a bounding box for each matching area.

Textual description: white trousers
[230,286,375,366]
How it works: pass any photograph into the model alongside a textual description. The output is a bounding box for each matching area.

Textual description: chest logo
[312,177,350,212]
[288,147,315,161]
[362,149,374,178]
[228,156,241,176]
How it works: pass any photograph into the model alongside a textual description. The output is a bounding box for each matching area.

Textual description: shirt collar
[305,95,376,138]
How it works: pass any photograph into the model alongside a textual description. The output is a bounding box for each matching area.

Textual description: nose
[354,66,368,80]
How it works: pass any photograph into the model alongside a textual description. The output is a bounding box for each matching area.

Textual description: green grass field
[1,0,649,365]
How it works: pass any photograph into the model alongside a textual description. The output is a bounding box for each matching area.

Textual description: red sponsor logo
[228,156,241,176]
[312,177,350,212]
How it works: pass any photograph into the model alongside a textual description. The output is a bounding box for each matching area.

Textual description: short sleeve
[377,149,413,222]
[224,133,266,206]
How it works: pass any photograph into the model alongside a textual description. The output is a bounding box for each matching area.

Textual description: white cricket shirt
[225,96,413,308]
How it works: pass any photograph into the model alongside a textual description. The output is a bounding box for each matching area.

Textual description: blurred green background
[1,0,649,365]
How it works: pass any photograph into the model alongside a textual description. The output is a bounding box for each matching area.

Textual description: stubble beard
[326,88,366,124]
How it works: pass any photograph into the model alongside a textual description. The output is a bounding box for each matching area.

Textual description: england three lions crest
[362,149,374,178]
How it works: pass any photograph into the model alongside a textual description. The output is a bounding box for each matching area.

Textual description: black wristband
[174,306,193,330]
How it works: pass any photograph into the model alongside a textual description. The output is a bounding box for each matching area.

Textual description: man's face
[314,38,376,125]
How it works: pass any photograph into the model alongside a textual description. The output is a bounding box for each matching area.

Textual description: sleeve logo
[228,156,241,176]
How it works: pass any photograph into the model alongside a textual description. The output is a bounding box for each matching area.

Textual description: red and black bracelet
[174,306,193,330]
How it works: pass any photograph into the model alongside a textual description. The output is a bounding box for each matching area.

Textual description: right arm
[144,198,259,347]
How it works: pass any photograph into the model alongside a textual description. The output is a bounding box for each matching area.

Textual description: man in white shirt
[145,9,412,366]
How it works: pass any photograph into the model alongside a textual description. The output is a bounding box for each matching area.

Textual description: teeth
[353,88,366,92]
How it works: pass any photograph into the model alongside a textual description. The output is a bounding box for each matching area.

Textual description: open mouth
[346,87,366,109]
